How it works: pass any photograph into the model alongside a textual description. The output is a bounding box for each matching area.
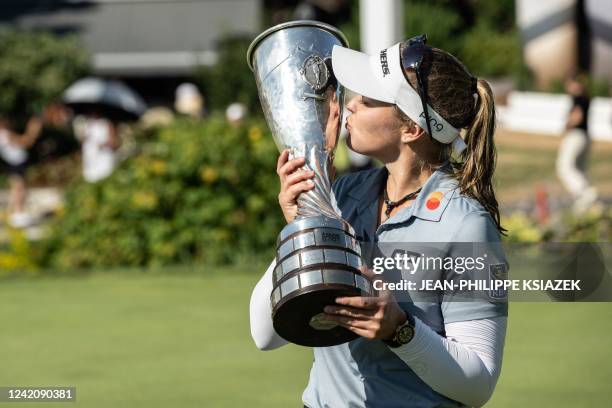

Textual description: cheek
[351,113,399,149]
[352,113,378,137]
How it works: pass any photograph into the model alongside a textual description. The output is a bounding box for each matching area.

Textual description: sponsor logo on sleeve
[489,263,508,299]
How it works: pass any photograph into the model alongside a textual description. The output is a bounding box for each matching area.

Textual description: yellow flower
[150,159,167,176]
[132,191,159,210]
[249,126,263,143]
[502,212,542,243]
[0,229,36,272]
[200,166,219,184]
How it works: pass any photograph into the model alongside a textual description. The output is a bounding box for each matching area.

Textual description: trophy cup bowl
[248,21,373,347]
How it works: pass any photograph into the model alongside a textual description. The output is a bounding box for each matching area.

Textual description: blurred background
[0,1,610,407]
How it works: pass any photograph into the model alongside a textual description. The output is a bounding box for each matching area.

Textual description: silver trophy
[248,21,373,347]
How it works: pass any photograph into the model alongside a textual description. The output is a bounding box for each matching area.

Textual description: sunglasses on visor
[400,34,434,138]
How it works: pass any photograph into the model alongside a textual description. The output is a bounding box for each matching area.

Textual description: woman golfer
[250,35,508,408]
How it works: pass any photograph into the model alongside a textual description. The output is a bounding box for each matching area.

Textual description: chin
[347,140,369,156]
[346,134,382,159]
[346,134,362,154]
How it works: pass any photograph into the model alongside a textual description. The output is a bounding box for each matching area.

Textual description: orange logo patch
[426,191,444,210]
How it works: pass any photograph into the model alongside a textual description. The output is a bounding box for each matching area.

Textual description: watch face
[397,325,415,344]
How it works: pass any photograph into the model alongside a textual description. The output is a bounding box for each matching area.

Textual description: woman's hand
[276,149,315,223]
[323,270,407,341]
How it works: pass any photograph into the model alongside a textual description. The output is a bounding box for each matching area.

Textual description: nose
[346,94,360,113]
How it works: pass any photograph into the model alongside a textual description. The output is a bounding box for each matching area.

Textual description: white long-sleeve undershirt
[249,261,289,350]
[249,261,507,407]
[389,315,507,407]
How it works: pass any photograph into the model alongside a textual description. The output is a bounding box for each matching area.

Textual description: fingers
[279,180,315,197]
[326,315,384,340]
[329,293,406,341]
[358,267,392,299]
[277,153,306,180]
[324,305,375,319]
[325,315,371,330]
[276,150,316,223]
[286,179,315,197]
[276,149,289,174]
[335,296,381,309]
[278,177,315,223]
[276,150,315,197]
[359,266,376,280]
[285,169,315,188]
[340,326,374,339]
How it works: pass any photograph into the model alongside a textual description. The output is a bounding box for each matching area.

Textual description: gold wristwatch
[384,314,415,348]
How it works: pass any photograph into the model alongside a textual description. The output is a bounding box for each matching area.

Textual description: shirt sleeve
[249,259,289,350]
[441,211,509,323]
[390,315,507,407]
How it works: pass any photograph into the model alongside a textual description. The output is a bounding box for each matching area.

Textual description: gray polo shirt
[302,165,508,408]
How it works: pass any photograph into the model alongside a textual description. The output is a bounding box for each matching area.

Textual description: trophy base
[272,283,361,347]
[270,215,372,347]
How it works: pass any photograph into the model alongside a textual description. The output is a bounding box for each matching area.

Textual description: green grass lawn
[0,266,312,408]
[1,264,611,407]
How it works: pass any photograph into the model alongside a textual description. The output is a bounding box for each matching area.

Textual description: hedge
[42,117,285,268]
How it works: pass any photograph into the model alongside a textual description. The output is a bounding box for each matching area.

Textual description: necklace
[383,186,422,219]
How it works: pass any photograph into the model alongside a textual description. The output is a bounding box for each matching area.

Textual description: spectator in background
[556,75,598,214]
[73,112,120,183]
[43,101,70,129]
[140,106,175,129]
[226,102,247,126]
[175,83,204,119]
[0,115,43,228]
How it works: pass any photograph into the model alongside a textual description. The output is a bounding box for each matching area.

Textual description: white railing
[497,91,612,142]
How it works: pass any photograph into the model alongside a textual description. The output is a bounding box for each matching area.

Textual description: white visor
[332,43,466,153]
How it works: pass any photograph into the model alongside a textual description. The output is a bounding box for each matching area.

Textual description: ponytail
[457,79,505,234]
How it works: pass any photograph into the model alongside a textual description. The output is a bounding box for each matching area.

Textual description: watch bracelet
[384,313,415,348]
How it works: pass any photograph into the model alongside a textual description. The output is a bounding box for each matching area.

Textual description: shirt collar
[409,163,457,222]
[346,163,458,224]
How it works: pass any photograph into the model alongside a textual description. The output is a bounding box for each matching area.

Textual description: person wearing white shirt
[0,115,42,228]
[75,114,120,183]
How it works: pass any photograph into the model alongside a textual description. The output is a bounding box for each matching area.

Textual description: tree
[0,29,90,127]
